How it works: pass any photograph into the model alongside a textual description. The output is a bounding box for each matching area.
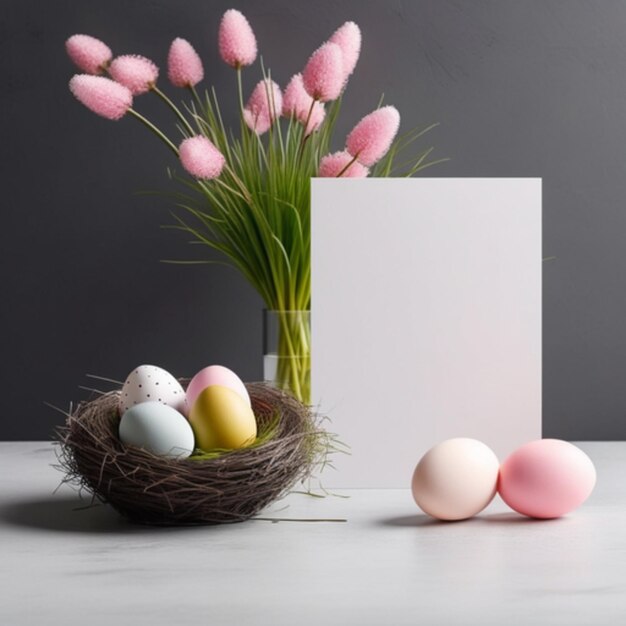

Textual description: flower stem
[236,66,251,155]
[150,85,196,136]
[271,310,310,403]
[223,163,254,205]
[297,99,317,164]
[236,66,245,117]
[335,152,360,177]
[189,85,204,112]
[127,108,179,156]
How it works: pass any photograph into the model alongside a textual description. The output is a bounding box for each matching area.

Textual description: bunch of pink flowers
[63,8,439,404]
[66,9,400,180]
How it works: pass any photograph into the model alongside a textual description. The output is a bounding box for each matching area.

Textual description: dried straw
[56,382,332,525]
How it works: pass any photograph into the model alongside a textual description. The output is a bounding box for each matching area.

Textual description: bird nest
[56,382,333,525]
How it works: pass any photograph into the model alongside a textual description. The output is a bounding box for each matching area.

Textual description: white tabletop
[0,441,624,625]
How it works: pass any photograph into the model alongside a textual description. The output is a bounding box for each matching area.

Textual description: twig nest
[57,382,329,525]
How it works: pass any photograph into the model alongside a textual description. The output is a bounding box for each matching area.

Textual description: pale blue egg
[119,402,195,459]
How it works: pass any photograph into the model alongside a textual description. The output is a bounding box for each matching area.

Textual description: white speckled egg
[119,402,195,459]
[119,364,187,416]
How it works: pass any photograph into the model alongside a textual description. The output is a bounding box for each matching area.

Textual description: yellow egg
[189,384,257,451]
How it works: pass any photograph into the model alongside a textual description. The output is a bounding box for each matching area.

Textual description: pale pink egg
[411,438,500,521]
[186,365,251,410]
[498,439,596,519]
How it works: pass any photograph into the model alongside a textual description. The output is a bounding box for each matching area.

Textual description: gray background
[2,0,625,440]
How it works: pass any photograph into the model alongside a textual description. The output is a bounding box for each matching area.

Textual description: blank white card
[311,178,542,488]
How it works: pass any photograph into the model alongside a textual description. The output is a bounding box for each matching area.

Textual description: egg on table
[119,364,187,416]
[411,438,500,521]
[186,364,251,409]
[189,384,257,451]
[119,402,195,459]
[498,439,596,518]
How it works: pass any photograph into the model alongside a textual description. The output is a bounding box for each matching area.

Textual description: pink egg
[186,365,251,410]
[498,439,596,519]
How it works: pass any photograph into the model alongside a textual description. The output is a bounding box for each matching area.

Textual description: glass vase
[263,309,311,404]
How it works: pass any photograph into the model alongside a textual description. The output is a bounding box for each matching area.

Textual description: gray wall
[2,0,626,440]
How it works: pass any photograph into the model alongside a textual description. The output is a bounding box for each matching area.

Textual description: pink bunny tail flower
[345,105,401,166]
[179,136,226,179]
[69,74,133,120]
[282,73,325,134]
[65,34,112,74]
[329,21,361,79]
[243,108,271,135]
[318,151,369,178]
[282,74,308,118]
[168,38,204,88]
[302,42,344,102]
[109,55,159,95]
[243,79,283,134]
[219,9,258,68]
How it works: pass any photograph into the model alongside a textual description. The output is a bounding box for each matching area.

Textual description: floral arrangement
[65,9,443,404]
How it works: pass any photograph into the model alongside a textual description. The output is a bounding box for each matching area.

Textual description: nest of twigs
[56,382,332,525]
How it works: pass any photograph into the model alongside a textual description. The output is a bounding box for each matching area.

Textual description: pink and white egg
[411,438,596,521]
[411,438,500,521]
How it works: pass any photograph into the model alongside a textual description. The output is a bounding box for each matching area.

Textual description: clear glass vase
[263,309,311,404]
